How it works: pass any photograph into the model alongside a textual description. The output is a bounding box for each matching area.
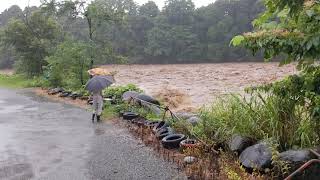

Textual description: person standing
[92,90,103,123]
[86,68,116,123]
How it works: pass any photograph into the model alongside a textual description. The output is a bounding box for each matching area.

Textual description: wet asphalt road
[0,88,185,180]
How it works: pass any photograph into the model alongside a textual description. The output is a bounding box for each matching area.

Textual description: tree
[199,0,264,61]
[145,23,201,62]
[2,11,62,76]
[232,0,320,65]
[0,0,267,66]
[45,40,90,87]
[0,5,23,27]
[144,26,172,60]
[163,0,195,25]
[139,1,159,17]
[0,5,23,69]
[41,0,127,68]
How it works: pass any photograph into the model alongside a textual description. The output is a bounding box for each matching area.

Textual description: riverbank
[34,88,89,109]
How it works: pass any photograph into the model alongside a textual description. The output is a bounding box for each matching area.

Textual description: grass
[191,93,319,151]
[102,105,118,119]
[0,73,50,89]
[0,74,31,88]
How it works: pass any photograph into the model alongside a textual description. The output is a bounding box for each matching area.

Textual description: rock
[279,150,319,179]
[239,142,272,170]
[184,156,197,164]
[229,135,255,154]
[143,104,162,116]
[175,112,196,120]
[279,150,315,165]
[186,116,201,126]
[122,91,140,102]
[136,94,160,106]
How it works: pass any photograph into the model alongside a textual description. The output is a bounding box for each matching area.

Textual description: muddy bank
[102,63,296,110]
[34,88,89,109]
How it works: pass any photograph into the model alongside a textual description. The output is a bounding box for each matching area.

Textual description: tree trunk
[86,16,94,69]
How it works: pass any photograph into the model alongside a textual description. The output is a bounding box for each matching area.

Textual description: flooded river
[103,63,296,110]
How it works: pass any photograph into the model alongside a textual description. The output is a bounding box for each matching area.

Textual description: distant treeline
[0,0,264,69]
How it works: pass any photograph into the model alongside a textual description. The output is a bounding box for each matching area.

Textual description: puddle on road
[0,104,38,114]
[94,128,105,136]
[0,125,12,153]
[24,107,39,111]
[0,105,25,114]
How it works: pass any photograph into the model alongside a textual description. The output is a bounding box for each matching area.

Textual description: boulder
[229,135,255,154]
[122,91,140,102]
[136,94,160,106]
[143,104,162,116]
[239,142,272,170]
[186,116,201,126]
[279,150,319,179]
[279,150,315,166]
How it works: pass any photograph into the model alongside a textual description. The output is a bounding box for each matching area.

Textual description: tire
[123,112,139,120]
[59,92,71,97]
[48,87,64,95]
[152,121,168,133]
[180,139,200,150]
[157,132,173,140]
[162,134,186,149]
[144,121,159,128]
[156,127,174,140]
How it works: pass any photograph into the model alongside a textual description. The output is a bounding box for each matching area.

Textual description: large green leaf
[230,35,245,46]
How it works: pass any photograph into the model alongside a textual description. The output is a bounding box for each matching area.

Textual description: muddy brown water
[102,63,296,111]
[0,88,185,180]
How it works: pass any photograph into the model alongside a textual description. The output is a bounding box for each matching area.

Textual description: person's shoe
[97,115,101,122]
[92,114,95,123]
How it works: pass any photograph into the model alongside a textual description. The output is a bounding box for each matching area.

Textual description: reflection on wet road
[0,89,183,180]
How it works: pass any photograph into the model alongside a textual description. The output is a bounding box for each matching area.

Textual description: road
[0,88,185,180]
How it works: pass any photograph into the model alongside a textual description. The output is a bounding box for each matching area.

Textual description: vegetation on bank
[0,74,47,88]
[0,74,30,88]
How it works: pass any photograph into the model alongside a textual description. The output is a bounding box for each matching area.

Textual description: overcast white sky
[0,0,215,13]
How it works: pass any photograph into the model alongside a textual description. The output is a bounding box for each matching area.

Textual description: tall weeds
[195,92,319,150]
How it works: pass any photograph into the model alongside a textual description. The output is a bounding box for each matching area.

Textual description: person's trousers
[92,96,103,116]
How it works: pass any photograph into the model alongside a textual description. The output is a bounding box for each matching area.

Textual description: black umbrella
[85,75,114,93]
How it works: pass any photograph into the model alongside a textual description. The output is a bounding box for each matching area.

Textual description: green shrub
[103,84,142,103]
[27,76,50,87]
[45,40,90,89]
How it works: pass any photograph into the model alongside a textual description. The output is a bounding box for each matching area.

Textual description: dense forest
[0,0,264,70]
